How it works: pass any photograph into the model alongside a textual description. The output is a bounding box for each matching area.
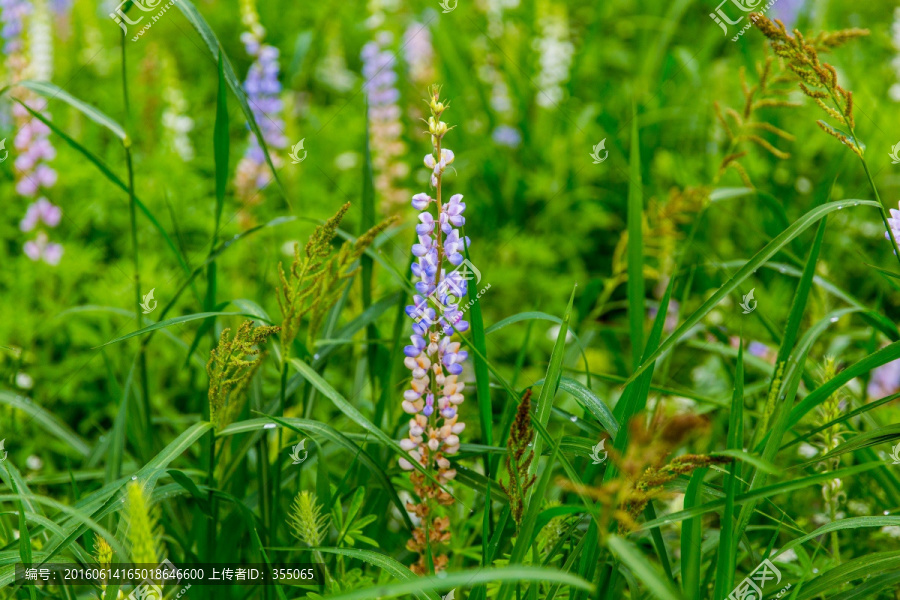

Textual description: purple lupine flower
[3,1,63,264]
[770,0,806,29]
[492,125,522,148]
[0,0,31,54]
[398,87,470,486]
[234,14,286,208]
[24,231,63,265]
[403,21,434,87]
[20,197,61,231]
[361,31,409,211]
[886,204,900,251]
[868,356,900,399]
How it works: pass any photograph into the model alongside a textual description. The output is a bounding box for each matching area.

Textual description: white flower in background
[315,37,356,93]
[334,151,360,170]
[773,548,797,563]
[479,0,520,37]
[28,0,52,81]
[890,8,900,102]
[882,525,900,539]
[797,442,819,459]
[365,0,400,30]
[15,372,34,389]
[160,52,195,162]
[26,455,43,470]
[847,500,870,515]
[533,6,574,109]
[472,2,522,147]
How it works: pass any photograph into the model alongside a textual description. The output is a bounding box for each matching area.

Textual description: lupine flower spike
[234,0,287,222]
[399,85,469,575]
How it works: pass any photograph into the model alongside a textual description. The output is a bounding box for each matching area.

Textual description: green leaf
[530,287,577,473]
[172,0,285,198]
[15,80,127,140]
[718,343,743,600]
[775,516,900,559]
[624,200,879,386]
[11,98,193,279]
[639,461,883,530]
[0,391,91,456]
[486,310,592,387]
[627,110,645,369]
[681,469,706,600]
[607,536,681,600]
[788,341,900,428]
[223,416,412,531]
[213,47,230,236]
[313,547,440,600]
[315,562,592,600]
[796,551,900,600]
[535,377,618,439]
[287,359,450,494]
[96,312,272,347]
[463,232,494,455]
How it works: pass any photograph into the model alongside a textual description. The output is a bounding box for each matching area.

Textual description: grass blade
[607,535,681,600]
[172,0,285,198]
[626,110,645,370]
[623,200,880,386]
[529,287,577,472]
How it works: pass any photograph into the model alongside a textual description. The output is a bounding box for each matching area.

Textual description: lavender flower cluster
[3,0,63,264]
[235,0,286,205]
[399,89,469,479]
[361,32,409,211]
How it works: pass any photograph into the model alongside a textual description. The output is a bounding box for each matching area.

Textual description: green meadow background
[3,0,900,597]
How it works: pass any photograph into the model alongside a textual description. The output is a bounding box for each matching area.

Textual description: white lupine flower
[533,8,574,109]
